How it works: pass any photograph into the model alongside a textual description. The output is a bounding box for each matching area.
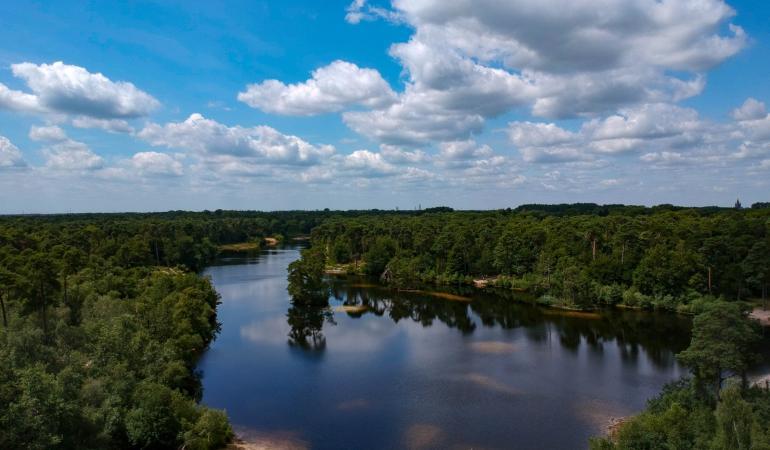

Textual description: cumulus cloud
[29,125,67,142]
[0,61,154,139]
[238,60,396,115]
[27,125,105,171]
[509,99,770,170]
[0,136,27,168]
[732,98,767,122]
[138,113,335,178]
[337,0,746,145]
[5,62,159,119]
[640,151,690,166]
[129,151,183,176]
[0,83,43,112]
[508,122,578,149]
[379,144,429,164]
[43,139,104,171]
[343,149,396,176]
[139,113,334,163]
[509,103,713,162]
[437,140,492,161]
[71,116,134,133]
[342,92,485,145]
[392,0,745,73]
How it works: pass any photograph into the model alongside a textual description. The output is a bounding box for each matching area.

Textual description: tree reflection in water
[286,297,335,351]
[286,276,691,366]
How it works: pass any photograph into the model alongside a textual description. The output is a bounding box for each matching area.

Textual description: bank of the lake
[198,247,692,450]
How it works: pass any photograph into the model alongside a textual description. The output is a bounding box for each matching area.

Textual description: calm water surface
[198,248,691,450]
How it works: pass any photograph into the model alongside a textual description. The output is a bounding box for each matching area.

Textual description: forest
[0,210,327,449]
[304,203,770,312]
[1,204,769,449]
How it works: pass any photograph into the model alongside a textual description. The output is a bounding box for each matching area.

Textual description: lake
[198,247,691,450]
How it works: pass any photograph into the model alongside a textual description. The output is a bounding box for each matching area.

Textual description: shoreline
[750,308,770,326]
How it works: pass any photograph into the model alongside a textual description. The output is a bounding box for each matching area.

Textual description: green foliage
[182,409,234,450]
[300,206,770,310]
[287,246,328,302]
[590,307,769,450]
[363,236,397,276]
[125,382,182,449]
[0,213,246,449]
[677,301,761,397]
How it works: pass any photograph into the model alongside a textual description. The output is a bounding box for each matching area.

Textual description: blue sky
[0,0,769,212]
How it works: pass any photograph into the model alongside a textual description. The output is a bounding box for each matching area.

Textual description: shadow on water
[285,275,691,370]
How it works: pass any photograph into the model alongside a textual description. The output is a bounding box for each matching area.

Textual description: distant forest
[302,203,770,312]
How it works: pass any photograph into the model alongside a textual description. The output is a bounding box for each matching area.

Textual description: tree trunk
[716,368,723,400]
[41,302,48,339]
[708,267,712,294]
[39,283,48,341]
[154,241,160,265]
[621,242,625,265]
[63,274,68,306]
[0,290,7,328]
[592,238,597,261]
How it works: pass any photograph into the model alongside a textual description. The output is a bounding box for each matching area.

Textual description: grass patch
[219,242,261,252]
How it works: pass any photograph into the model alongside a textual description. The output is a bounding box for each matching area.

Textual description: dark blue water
[198,248,690,450]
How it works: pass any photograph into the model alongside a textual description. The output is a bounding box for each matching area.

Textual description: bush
[182,408,233,450]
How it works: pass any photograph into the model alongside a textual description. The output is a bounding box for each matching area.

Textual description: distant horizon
[2,199,766,216]
[2,0,769,211]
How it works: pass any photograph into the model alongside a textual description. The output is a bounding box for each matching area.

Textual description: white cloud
[508,103,727,163]
[732,98,767,121]
[0,136,26,168]
[392,0,744,72]
[343,149,396,176]
[7,61,159,119]
[71,116,134,133]
[335,0,746,145]
[29,125,67,142]
[28,125,105,171]
[437,140,492,161]
[129,151,183,176]
[238,60,396,115]
[600,179,621,187]
[342,92,485,145]
[43,139,104,171]
[640,151,688,165]
[139,113,334,164]
[520,146,589,164]
[138,113,336,178]
[508,122,577,148]
[379,144,429,164]
[345,0,403,24]
[0,83,43,112]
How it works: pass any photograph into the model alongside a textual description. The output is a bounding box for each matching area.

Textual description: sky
[0,0,769,213]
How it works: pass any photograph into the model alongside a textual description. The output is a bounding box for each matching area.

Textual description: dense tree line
[0,210,338,449]
[306,205,770,311]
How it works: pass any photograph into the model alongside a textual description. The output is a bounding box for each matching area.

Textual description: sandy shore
[750,308,770,326]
